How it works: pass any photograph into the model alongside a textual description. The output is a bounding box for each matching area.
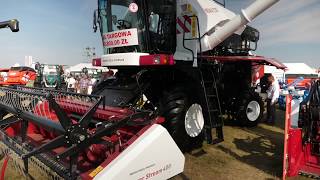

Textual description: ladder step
[207,95,217,98]
[204,81,214,84]
[212,123,223,127]
[209,109,219,113]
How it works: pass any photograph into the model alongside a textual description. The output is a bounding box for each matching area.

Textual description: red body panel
[0,67,36,86]
[283,95,320,179]
[287,78,315,89]
[202,55,287,70]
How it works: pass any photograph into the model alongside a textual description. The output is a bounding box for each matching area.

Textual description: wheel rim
[246,101,261,122]
[185,104,204,137]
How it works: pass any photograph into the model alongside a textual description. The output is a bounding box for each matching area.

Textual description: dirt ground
[0,108,312,180]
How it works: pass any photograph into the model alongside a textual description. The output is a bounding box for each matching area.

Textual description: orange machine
[0,68,9,83]
[0,66,36,86]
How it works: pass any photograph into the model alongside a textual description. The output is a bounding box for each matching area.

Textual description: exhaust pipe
[203,0,279,50]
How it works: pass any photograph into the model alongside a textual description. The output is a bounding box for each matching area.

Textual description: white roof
[65,63,108,73]
[283,63,317,75]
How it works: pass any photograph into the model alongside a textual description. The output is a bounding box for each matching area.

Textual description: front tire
[237,92,264,127]
[160,86,204,152]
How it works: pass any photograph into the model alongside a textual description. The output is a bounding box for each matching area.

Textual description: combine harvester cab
[0,86,184,179]
[283,80,320,179]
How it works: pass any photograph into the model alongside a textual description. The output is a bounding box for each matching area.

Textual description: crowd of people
[66,74,97,94]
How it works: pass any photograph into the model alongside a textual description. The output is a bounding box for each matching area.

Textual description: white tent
[283,63,317,75]
[264,63,318,81]
[65,63,109,74]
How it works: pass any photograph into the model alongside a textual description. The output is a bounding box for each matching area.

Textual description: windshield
[44,71,58,76]
[98,0,148,54]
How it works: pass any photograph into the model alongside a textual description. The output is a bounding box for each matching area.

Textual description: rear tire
[160,86,204,152]
[237,92,264,127]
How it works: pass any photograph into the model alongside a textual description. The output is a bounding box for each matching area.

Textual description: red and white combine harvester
[0,0,284,179]
[283,80,320,179]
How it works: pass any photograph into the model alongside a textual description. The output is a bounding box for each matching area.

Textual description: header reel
[0,86,154,179]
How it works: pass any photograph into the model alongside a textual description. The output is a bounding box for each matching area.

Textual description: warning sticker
[129,3,138,13]
[89,166,104,178]
[102,28,139,48]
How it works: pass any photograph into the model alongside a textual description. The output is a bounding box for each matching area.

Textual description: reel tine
[22,135,65,159]
[79,97,103,128]
[21,119,28,142]
[47,94,72,130]
[56,144,77,160]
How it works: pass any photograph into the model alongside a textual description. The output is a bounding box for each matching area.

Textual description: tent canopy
[65,63,108,73]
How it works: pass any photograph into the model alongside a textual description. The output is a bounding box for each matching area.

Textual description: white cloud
[251,0,320,46]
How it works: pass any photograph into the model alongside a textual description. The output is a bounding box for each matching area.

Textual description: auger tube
[203,0,279,50]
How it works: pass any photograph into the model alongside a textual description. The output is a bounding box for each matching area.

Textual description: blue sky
[1,0,319,68]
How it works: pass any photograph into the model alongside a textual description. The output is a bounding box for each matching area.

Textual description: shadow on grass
[173,173,191,180]
[217,125,284,178]
[224,108,286,130]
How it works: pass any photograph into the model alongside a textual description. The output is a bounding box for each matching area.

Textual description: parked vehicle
[34,63,66,89]
[0,66,36,86]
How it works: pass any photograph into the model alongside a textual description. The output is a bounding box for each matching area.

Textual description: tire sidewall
[160,86,204,152]
[238,92,264,127]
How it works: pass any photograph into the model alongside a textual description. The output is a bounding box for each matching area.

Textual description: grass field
[0,108,312,180]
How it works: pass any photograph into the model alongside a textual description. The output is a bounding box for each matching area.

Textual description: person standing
[66,75,76,93]
[266,74,280,124]
[79,74,89,94]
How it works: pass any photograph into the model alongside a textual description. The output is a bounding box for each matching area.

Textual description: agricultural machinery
[0,0,285,179]
[278,77,308,110]
[283,79,320,178]
[34,64,66,89]
[92,0,285,151]
[0,66,37,87]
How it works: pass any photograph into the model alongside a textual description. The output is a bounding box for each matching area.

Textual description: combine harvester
[0,0,282,179]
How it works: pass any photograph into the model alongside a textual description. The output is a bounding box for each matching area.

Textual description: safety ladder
[199,65,224,144]
[182,15,224,144]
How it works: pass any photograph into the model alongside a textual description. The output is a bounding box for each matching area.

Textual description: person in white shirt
[266,74,280,124]
[66,75,76,93]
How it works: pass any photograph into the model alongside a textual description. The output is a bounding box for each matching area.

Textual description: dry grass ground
[0,108,312,180]
[172,108,310,180]
[172,121,284,179]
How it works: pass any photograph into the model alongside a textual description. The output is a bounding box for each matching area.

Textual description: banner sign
[103,28,139,48]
